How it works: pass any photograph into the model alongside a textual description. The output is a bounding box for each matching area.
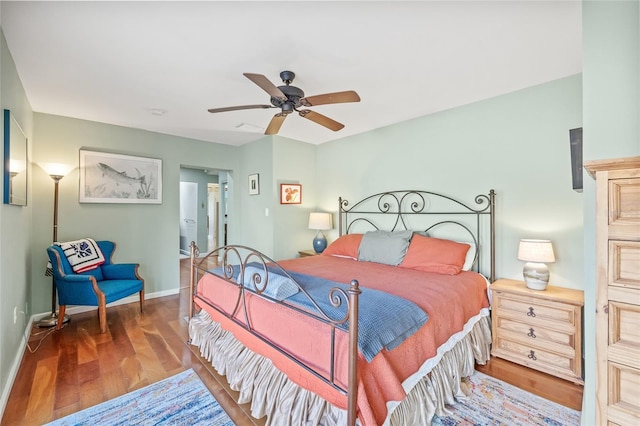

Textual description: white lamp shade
[38,162,74,178]
[517,239,556,263]
[9,159,26,174]
[308,212,333,230]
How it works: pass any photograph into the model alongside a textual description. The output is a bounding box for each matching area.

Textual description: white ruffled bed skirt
[189,309,491,425]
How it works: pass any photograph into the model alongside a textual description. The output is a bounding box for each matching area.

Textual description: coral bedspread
[194,254,490,425]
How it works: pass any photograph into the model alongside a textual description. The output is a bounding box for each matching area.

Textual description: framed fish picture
[79,150,162,204]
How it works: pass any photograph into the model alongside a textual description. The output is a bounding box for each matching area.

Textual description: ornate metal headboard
[338,190,496,282]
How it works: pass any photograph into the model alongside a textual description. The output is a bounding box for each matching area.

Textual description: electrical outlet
[13,306,18,324]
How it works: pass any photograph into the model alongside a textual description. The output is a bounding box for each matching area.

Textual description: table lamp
[308,212,333,253]
[517,239,556,290]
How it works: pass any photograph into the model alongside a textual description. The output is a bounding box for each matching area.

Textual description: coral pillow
[400,234,470,275]
[322,234,363,260]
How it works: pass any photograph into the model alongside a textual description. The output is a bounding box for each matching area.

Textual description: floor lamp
[37,162,73,328]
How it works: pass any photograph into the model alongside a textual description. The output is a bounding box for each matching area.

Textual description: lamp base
[523,262,550,291]
[37,312,70,328]
[313,231,328,253]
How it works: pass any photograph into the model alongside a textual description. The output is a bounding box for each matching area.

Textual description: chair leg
[139,290,145,312]
[56,305,66,331]
[98,303,107,334]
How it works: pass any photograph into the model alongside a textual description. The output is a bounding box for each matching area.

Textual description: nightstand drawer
[492,291,579,331]
[493,316,576,353]
[492,336,579,382]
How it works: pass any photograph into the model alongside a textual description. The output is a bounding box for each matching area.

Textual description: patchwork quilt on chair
[56,238,105,272]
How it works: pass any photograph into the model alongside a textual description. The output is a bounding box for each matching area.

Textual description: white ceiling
[1,1,582,146]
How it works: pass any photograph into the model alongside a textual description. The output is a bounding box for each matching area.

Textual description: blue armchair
[46,240,144,333]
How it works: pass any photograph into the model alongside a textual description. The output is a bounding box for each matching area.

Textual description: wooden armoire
[585,156,640,426]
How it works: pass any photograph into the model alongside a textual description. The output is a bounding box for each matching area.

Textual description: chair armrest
[102,263,141,280]
[55,273,103,306]
[58,274,93,283]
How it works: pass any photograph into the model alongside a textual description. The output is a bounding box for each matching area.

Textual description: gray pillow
[358,230,413,266]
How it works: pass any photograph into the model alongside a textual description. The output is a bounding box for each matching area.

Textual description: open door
[179,181,198,255]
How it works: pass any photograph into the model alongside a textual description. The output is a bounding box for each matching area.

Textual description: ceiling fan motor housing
[271,84,305,112]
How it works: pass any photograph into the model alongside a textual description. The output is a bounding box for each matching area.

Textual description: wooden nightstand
[490,278,584,384]
[298,249,319,257]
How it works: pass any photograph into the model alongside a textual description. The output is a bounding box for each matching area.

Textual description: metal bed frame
[339,189,496,281]
[190,189,496,425]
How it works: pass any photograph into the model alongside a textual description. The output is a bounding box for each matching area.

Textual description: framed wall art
[248,173,260,195]
[280,183,301,204]
[79,149,162,204]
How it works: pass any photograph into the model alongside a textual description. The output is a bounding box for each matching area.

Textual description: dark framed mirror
[3,109,28,206]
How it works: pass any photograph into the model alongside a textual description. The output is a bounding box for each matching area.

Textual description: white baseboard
[0,288,179,419]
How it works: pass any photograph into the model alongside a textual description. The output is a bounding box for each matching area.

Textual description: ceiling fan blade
[208,104,273,113]
[265,113,287,135]
[300,90,360,107]
[298,110,344,131]
[244,73,287,100]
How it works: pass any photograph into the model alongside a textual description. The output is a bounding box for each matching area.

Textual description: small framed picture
[280,183,302,204]
[248,173,260,195]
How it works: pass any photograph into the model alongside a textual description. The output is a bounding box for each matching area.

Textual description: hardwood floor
[1,258,262,426]
[1,258,583,424]
[476,357,583,411]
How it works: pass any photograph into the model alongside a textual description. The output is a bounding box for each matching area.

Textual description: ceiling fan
[207,71,361,135]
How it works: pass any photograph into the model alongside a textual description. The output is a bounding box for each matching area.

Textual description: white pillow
[460,242,477,271]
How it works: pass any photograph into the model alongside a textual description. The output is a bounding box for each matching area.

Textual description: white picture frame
[79,149,162,204]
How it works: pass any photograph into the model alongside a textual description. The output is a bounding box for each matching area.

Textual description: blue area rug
[433,371,581,425]
[46,369,234,426]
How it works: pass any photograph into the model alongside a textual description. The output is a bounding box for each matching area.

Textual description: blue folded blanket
[284,270,428,362]
[211,263,428,362]
[239,265,299,300]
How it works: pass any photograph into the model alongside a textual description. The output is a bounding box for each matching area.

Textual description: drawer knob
[528,350,537,361]
[527,328,536,338]
[527,307,536,317]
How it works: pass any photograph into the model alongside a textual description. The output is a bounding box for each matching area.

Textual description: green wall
[30,113,241,316]
[272,136,317,261]
[237,137,274,254]
[318,75,584,288]
[0,29,33,411]
[581,1,640,424]
[235,135,318,261]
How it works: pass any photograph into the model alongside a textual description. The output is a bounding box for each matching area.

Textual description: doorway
[179,181,198,255]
